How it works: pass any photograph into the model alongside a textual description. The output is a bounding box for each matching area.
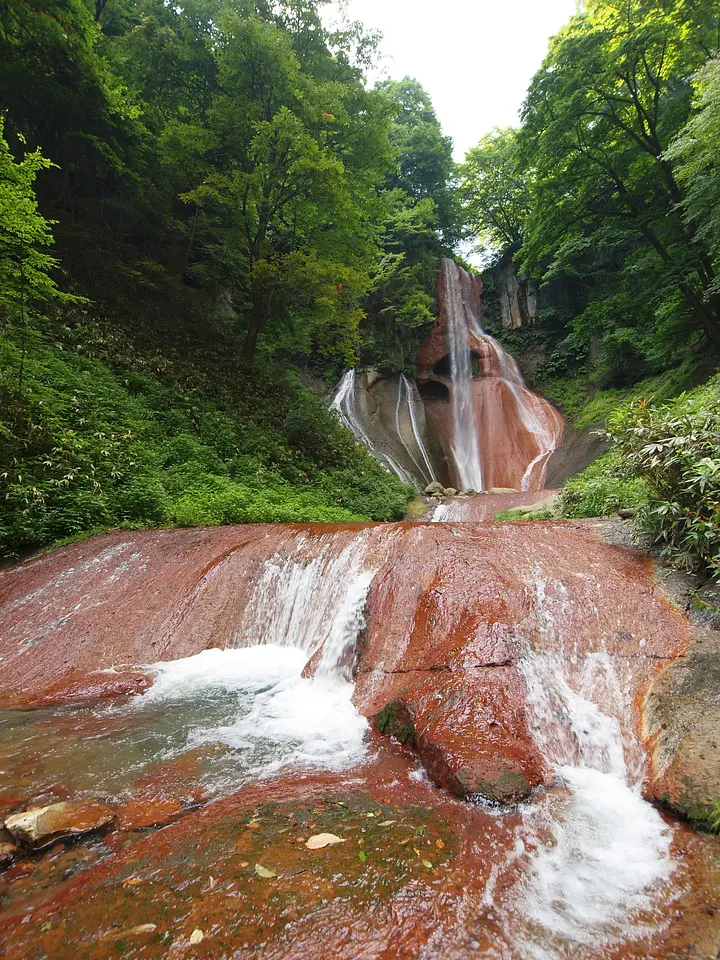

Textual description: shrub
[560,451,653,519]
[604,377,720,580]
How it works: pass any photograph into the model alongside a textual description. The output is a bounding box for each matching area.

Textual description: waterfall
[509,647,674,953]
[234,531,376,679]
[443,258,485,491]
[437,258,564,493]
[331,369,418,487]
[398,373,437,485]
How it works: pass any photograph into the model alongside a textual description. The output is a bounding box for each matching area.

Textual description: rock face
[644,627,720,818]
[415,260,564,492]
[4,800,116,848]
[497,260,539,330]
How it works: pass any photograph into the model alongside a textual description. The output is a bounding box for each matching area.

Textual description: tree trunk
[241,274,265,365]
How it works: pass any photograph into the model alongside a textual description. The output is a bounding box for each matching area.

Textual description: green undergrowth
[536,360,708,429]
[559,451,653,518]
[492,506,556,522]
[559,373,720,581]
[0,317,412,557]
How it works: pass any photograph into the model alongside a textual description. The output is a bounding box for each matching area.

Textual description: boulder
[374,673,545,805]
[116,797,183,831]
[4,800,116,849]
[424,481,444,496]
[442,487,458,497]
[644,627,720,819]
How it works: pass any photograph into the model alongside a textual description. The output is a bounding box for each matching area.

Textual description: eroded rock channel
[1,519,719,958]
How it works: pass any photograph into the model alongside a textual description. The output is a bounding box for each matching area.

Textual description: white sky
[332,0,579,160]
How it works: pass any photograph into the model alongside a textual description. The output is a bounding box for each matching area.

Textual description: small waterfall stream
[442,258,485,491]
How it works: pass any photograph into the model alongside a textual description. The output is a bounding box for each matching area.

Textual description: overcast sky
[330,0,579,160]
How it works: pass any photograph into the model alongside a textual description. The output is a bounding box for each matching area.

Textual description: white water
[398,372,437,485]
[131,532,381,790]
[331,369,417,487]
[443,258,485,491]
[140,645,368,785]
[510,649,674,955]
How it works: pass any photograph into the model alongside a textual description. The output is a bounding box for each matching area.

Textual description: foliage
[462,0,720,394]
[691,796,720,834]
[666,56,720,299]
[604,376,720,579]
[559,450,653,518]
[0,318,411,557]
[461,128,529,258]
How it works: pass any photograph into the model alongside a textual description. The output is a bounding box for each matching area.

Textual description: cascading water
[331,369,418,487]
[398,373,437,485]
[442,257,485,491]
[510,651,674,955]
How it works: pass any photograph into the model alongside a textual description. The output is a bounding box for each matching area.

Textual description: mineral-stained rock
[644,627,720,819]
[116,797,183,831]
[0,840,18,869]
[374,672,545,804]
[4,800,116,849]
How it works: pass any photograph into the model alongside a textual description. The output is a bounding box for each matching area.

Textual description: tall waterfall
[442,257,485,491]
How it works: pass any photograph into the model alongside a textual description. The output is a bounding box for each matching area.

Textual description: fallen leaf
[422,860,433,869]
[190,929,204,944]
[414,848,421,856]
[436,840,445,849]
[122,876,143,887]
[365,813,376,818]
[399,838,411,845]
[254,864,276,878]
[208,877,216,889]
[41,923,51,933]
[378,820,395,827]
[238,861,249,868]
[104,924,157,941]
[305,833,346,850]
[358,851,366,862]
[415,826,425,837]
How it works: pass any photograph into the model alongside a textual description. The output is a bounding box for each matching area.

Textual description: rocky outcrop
[644,627,720,819]
[375,672,544,803]
[497,260,539,330]
[4,800,116,848]
[415,260,564,492]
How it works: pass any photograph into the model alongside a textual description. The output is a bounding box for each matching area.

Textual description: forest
[1,0,719,575]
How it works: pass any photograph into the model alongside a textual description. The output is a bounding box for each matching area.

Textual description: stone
[442,487,458,497]
[373,673,545,805]
[116,797,183,831]
[424,481,444,496]
[644,627,720,820]
[617,507,637,519]
[4,800,116,849]
[0,840,18,869]
[487,487,519,494]
[464,489,479,496]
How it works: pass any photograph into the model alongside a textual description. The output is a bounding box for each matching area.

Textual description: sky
[330,0,579,160]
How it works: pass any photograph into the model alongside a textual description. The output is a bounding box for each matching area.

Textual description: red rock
[375,672,545,803]
[116,797,183,831]
[416,260,564,492]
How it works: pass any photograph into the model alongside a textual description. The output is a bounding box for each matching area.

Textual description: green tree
[519,0,720,348]
[666,56,720,299]
[461,127,529,258]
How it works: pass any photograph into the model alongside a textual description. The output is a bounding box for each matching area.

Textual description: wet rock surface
[644,626,720,819]
[4,801,116,849]
[2,520,720,958]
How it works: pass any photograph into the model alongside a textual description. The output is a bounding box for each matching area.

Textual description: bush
[604,377,720,580]
[560,451,653,519]
[0,322,412,557]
